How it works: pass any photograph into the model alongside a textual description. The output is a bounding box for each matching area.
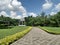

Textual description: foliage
[0,27,32,45]
[0,15,19,27]
[25,11,60,27]
[0,26,29,39]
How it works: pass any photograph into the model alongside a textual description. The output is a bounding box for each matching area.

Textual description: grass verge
[0,26,29,39]
[0,27,32,45]
[39,27,60,34]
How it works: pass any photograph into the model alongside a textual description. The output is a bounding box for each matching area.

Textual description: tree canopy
[25,12,60,27]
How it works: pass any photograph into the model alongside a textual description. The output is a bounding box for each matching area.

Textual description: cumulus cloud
[51,3,60,13]
[11,0,21,7]
[55,3,60,11]
[0,0,27,19]
[42,0,53,10]
[8,4,14,11]
[19,6,27,17]
[50,12,56,15]
[0,0,11,11]
[0,11,9,17]
[15,15,22,19]
[29,12,37,17]
[42,3,52,10]
[11,0,27,17]
[10,11,17,18]
[10,11,21,19]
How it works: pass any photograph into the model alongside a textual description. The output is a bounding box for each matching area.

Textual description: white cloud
[15,15,21,19]
[19,6,27,17]
[0,0,11,11]
[55,3,60,11]
[11,0,21,7]
[8,4,14,11]
[10,11,22,19]
[42,0,53,10]
[11,0,27,18]
[0,0,27,19]
[10,11,17,19]
[0,11,9,17]
[42,3,52,10]
[29,12,37,17]
[50,12,56,15]
[19,6,26,13]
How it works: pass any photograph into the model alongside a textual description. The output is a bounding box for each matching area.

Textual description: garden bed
[0,26,32,45]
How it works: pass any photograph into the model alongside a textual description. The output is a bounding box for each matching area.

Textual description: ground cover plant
[0,26,32,45]
[0,26,29,39]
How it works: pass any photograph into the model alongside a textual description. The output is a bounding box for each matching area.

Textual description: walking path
[11,27,60,45]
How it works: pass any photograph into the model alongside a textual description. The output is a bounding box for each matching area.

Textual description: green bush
[0,27,32,45]
[0,24,8,29]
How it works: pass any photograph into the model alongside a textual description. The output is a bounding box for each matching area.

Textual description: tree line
[25,12,60,27]
[0,11,60,28]
[0,15,19,28]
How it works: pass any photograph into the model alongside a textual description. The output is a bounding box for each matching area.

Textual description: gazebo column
[19,17,25,26]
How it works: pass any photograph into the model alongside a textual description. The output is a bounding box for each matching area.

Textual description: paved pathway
[11,27,60,45]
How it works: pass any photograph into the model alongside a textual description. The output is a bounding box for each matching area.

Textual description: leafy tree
[25,11,60,27]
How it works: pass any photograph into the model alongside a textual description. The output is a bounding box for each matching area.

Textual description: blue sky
[0,0,60,19]
[18,0,60,14]
[18,0,45,14]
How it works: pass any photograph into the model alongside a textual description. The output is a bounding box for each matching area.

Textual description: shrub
[0,27,32,45]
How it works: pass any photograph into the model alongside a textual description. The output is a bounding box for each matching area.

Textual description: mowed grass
[0,26,29,39]
[40,27,60,34]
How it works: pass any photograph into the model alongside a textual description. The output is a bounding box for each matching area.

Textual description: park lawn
[40,27,60,34]
[0,26,29,39]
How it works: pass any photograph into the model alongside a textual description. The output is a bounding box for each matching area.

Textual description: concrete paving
[11,27,60,45]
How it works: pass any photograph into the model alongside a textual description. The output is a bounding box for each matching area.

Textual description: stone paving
[11,27,60,45]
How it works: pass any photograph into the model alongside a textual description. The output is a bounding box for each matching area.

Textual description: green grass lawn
[0,26,29,39]
[40,27,60,34]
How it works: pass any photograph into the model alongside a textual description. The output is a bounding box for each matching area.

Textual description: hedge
[0,27,32,45]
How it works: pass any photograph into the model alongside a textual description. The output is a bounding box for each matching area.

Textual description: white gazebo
[19,17,26,26]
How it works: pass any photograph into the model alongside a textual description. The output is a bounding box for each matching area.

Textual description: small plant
[0,27,32,45]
